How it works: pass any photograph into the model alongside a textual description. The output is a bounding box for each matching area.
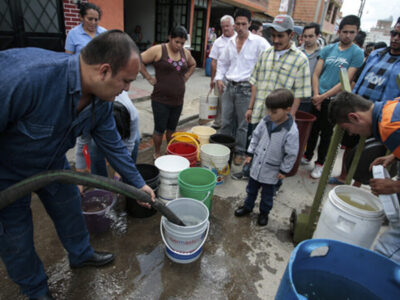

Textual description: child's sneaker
[301,156,311,165]
[311,163,323,179]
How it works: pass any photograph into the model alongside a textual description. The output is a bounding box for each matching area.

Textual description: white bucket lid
[330,185,384,219]
[155,155,190,173]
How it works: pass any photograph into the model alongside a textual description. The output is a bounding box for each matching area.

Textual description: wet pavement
[0,143,335,299]
[0,68,379,299]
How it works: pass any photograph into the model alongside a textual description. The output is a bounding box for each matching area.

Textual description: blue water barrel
[276,239,400,299]
[205,57,211,77]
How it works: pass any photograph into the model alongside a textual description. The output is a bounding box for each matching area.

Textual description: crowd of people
[0,0,400,298]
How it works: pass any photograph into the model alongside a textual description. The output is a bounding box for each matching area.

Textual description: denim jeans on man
[244,177,276,214]
[220,82,251,155]
[0,48,145,298]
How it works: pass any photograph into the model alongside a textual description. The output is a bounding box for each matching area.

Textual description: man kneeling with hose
[0,30,154,300]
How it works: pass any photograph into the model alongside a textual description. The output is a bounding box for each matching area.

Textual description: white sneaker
[301,157,311,165]
[311,164,323,179]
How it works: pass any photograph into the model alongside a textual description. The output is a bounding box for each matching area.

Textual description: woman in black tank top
[140,26,196,159]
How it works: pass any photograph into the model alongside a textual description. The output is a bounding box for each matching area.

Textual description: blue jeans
[220,82,251,154]
[90,134,140,177]
[0,182,93,298]
[244,177,275,214]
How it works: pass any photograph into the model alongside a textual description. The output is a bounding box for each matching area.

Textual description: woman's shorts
[152,101,183,135]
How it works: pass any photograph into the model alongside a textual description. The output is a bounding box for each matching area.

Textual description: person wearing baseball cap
[232,14,311,181]
[264,14,294,32]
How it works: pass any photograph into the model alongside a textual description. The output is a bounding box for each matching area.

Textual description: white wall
[125,0,156,45]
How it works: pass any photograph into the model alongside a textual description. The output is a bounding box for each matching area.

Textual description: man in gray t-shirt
[298,22,321,113]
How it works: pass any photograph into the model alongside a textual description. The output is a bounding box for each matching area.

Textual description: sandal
[328,177,345,185]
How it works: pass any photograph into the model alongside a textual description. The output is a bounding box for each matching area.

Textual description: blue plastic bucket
[276,239,400,300]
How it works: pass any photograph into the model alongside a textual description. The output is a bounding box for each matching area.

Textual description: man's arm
[215,47,231,93]
[291,59,312,116]
[317,66,359,100]
[245,85,257,122]
[210,58,217,89]
[311,58,324,109]
[370,178,400,195]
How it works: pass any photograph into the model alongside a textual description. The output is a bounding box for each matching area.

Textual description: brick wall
[63,0,87,34]
[267,0,324,24]
[292,0,319,23]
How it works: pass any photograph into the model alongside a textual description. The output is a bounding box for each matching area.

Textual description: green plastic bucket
[178,167,217,212]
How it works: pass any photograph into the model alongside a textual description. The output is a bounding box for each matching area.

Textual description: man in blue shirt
[302,15,364,179]
[0,30,154,300]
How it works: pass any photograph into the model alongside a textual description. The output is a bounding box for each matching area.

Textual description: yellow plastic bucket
[171,132,199,145]
[191,126,216,146]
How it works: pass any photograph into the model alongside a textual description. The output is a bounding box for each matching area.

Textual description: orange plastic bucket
[167,142,197,167]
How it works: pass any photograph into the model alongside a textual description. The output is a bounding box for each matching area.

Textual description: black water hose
[0,170,185,226]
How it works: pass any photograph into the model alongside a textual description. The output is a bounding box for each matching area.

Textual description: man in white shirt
[209,15,236,129]
[215,8,270,165]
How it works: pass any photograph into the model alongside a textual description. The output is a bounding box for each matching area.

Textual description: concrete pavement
[1,67,382,299]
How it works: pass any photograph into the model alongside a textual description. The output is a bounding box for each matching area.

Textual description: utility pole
[358,0,366,18]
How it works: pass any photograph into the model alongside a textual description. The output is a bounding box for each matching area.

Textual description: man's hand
[369,154,396,170]
[369,178,400,195]
[277,173,286,180]
[147,76,156,86]
[216,80,225,95]
[245,109,252,123]
[210,80,215,90]
[312,94,325,111]
[136,184,155,209]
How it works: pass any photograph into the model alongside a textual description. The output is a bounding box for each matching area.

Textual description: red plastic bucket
[287,110,316,177]
[167,142,198,167]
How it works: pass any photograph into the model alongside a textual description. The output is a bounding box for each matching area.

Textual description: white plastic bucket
[160,198,210,264]
[200,144,230,185]
[199,91,218,120]
[191,126,216,146]
[155,155,190,201]
[313,185,384,249]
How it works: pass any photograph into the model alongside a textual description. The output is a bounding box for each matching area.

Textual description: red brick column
[63,0,88,34]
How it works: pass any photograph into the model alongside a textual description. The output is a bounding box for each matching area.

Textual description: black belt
[228,80,250,86]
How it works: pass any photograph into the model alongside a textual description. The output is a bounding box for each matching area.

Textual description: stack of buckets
[166,134,199,167]
[160,168,216,263]
[155,155,190,202]
[160,198,210,263]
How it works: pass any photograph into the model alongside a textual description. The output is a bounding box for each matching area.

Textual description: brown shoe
[233,155,244,166]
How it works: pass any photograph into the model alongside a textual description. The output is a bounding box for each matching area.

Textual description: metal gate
[0,0,65,51]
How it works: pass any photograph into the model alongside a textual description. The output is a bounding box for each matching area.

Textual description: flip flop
[328,177,345,185]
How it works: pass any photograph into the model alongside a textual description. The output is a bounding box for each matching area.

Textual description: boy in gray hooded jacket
[234,89,299,226]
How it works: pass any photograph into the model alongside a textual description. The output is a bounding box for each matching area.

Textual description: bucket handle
[160,220,210,255]
[201,190,211,203]
[210,160,230,176]
[206,88,213,104]
[167,134,200,160]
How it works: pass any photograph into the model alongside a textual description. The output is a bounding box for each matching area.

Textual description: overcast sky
[340,0,400,31]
